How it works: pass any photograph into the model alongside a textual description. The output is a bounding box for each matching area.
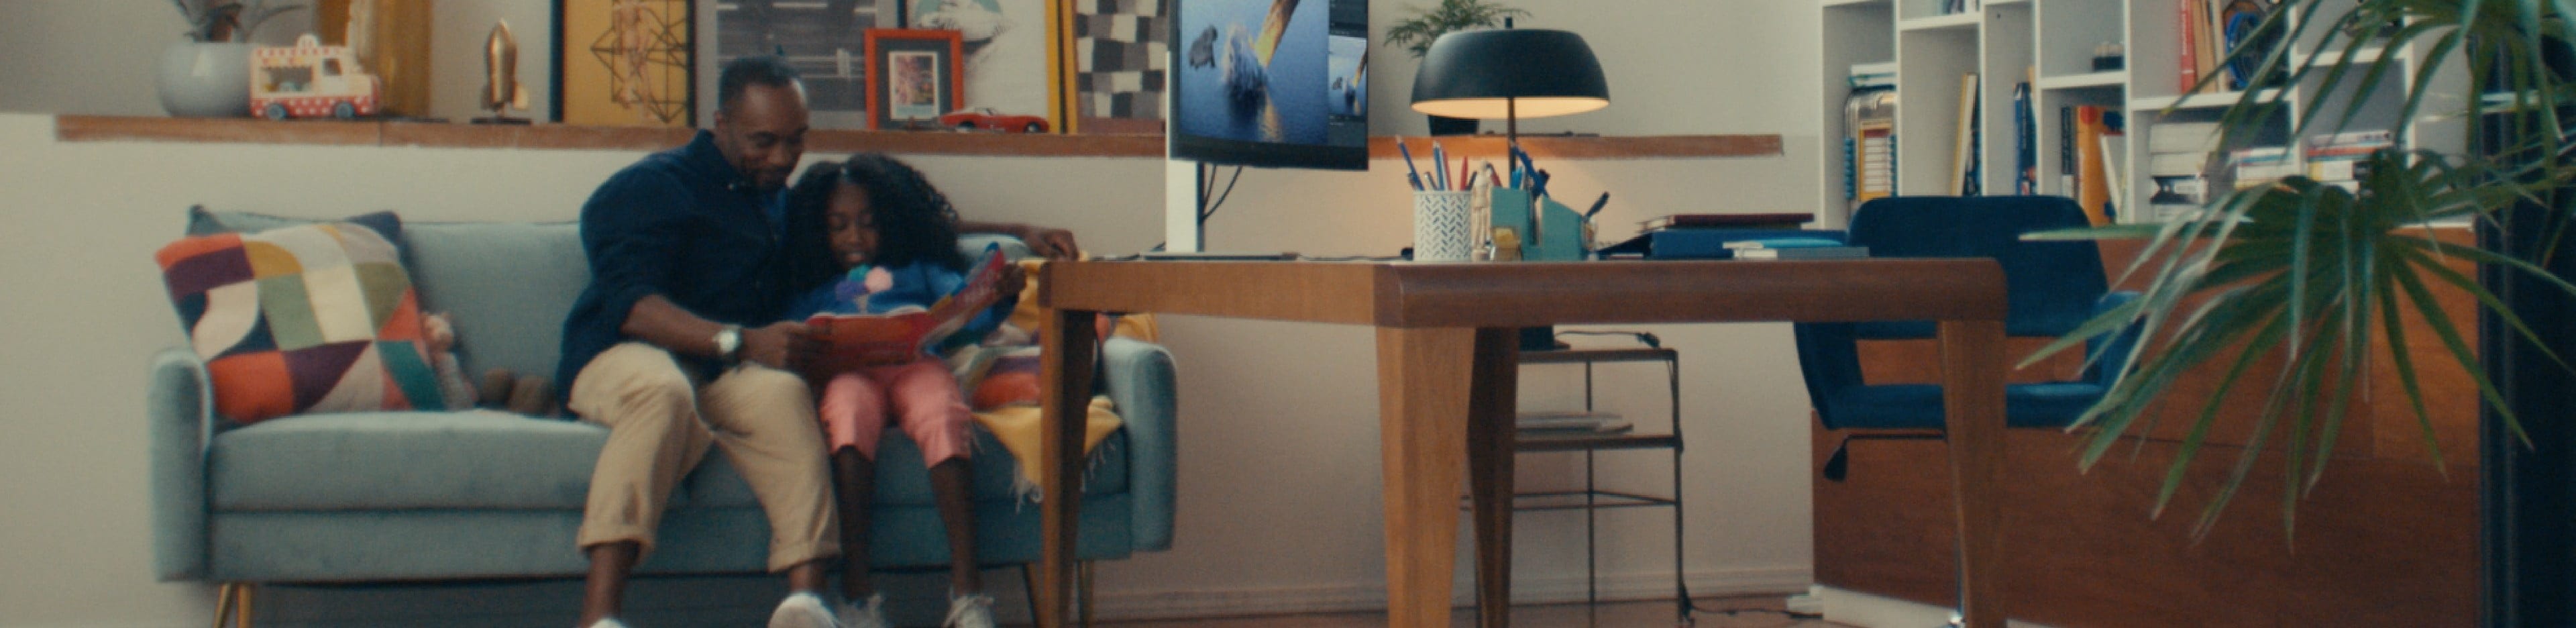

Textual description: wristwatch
[712,324,743,363]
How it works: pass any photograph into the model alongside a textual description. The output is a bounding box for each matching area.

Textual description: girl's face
[825,182,879,270]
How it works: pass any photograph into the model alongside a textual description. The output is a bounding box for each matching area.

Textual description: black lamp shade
[1409,28,1610,119]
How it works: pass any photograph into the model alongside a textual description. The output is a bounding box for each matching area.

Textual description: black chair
[1793,195,2141,480]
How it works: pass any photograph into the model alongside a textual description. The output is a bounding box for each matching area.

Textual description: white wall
[0,2,1828,626]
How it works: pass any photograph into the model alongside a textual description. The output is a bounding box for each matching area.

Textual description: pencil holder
[1412,190,1475,262]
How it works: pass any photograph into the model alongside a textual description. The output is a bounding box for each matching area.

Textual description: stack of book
[2146,121,2222,221]
[2062,105,2125,225]
[2304,129,2395,193]
[2231,145,2297,191]
[1848,62,1896,89]
[1596,213,1831,260]
[2178,0,2281,94]
[1725,238,1868,260]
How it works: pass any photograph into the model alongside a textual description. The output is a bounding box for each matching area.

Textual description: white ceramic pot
[158,42,255,117]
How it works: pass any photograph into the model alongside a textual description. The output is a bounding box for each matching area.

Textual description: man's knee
[724,365,812,399]
[575,345,698,427]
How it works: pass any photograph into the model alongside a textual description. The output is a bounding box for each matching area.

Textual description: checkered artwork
[1073,0,1169,120]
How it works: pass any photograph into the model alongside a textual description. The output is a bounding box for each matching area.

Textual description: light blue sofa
[147,212,1177,621]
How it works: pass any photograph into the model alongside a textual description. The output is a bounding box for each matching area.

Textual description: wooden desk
[1032,260,2011,628]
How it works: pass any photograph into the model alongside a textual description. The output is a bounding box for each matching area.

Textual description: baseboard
[1087,566,1813,622]
[1815,586,2061,628]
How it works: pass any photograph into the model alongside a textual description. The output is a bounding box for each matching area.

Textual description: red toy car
[938,107,1049,133]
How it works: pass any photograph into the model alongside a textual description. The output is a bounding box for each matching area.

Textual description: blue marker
[1397,138,1425,191]
[1432,142,1450,191]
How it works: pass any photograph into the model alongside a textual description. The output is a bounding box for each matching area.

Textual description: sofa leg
[211,582,256,628]
[1078,560,1096,628]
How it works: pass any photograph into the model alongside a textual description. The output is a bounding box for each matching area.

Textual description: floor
[1093,595,1851,627]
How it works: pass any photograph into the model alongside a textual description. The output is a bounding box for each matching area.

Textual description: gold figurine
[476,19,530,124]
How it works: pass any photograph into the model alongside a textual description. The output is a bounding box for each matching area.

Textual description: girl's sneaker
[943,592,997,628]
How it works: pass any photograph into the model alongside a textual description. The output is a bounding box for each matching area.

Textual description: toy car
[250,34,382,121]
[938,107,1049,133]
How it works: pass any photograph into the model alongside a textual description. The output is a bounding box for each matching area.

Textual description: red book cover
[2179,0,2201,94]
[804,246,1010,373]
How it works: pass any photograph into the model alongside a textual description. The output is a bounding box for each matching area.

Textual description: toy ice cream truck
[250,34,382,120]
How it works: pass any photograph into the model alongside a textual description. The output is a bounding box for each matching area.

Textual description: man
[557,56,1077,628]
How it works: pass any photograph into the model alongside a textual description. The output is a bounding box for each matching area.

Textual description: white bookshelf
[1817,0,2471,225]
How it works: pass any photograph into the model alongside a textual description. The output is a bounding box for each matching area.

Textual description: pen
[1531,168,1552,199]
[1586,192,1611,219]
[1432,142,1450,191]
[1460,158,1472,193]
[1397,138,1424,191]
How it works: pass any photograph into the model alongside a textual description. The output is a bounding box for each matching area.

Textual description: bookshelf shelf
[1898,11,1982,32]
[2038,71,2127,90]
[1823,1,2465,225]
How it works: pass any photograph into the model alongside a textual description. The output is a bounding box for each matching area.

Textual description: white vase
[158,42,255,117]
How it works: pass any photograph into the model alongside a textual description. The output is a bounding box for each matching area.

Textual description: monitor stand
[1164,158,1205,253]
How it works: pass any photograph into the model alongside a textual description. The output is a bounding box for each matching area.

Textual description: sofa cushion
[686,428,1128,508]
[401,222,588,379]
[209,411,610,511]
[158,219,452,422]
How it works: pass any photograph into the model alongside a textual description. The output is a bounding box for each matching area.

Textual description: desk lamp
[1408,25,1609,148]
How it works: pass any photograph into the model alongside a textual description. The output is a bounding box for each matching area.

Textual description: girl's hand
[1015,225,1081,260]
[997,264,1028,299]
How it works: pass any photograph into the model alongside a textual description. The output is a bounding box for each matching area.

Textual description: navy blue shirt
[558,131,798,390]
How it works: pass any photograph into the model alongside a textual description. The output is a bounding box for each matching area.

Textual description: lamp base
[1427,115,1480,136]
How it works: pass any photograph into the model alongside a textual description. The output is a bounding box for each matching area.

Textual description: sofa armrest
[146,348,213,581]
[1099,337,1177,552]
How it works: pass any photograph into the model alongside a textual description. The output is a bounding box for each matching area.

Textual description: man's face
[712,83,811,192]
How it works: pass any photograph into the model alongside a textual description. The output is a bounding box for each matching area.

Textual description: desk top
[1038,258,2008,328]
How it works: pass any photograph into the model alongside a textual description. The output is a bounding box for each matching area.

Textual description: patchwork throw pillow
[156,219,450,423]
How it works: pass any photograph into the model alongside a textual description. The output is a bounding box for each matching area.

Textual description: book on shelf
[1517,411,1632,434]
[2150,174,2210,205]
[2071,105,2121,225]
[2148,121,2222,154]
[2012,69,2037,195]
[2100,128,2129,222]
[1618,228,1843,260]
[2058,105,2077,195]
[1849,61,1897,89]
[2178,0,2202,94]
[1953,72,1981,197]
[2231,146,2297,189]
[1638,213,1814,231]
[1733,246,1870,260]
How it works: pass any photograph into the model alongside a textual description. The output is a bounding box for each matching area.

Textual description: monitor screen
[1169,0,1371,170]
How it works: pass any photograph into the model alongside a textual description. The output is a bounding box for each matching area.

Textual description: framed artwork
[695,0,890,129]
[863,28,963,129]
[553,0,697,127]
[1070,0,1167,134]
[909,0,1059,132]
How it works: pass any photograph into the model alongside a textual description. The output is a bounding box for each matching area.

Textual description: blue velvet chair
[1792,195,2139,480]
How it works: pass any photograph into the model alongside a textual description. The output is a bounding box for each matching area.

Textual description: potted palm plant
[159,0,306,117]
[1383,0,1529,136]
[2028,2,2576,608]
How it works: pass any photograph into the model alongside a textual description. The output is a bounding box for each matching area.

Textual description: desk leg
[1036,309,1102,628]
[1377,327,1477,628]
[1466,328,1519,628]
[1937,319,2007,628]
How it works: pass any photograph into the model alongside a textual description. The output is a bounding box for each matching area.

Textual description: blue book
[1723,237,1846,250]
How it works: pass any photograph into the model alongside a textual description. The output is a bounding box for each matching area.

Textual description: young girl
[782,154,1022,628]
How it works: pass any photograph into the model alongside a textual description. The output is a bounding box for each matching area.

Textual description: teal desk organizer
[1489,187,1589,262]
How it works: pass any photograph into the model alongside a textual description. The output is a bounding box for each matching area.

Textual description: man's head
[712,56,810,192]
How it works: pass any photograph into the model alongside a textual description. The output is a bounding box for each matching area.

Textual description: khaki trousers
[568,342,839,571]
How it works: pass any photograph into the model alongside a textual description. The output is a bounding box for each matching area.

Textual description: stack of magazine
[1517,411,1632,435]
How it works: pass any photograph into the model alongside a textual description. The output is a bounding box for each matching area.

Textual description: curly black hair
[782,153,969,295]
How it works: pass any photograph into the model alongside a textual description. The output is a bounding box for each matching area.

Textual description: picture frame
[694,0,892,129]
[908,0,1061,133]
[863,28,964,130]
[552,0,697,127]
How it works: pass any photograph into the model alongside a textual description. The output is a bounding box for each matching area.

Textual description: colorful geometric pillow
[156,220,450,423]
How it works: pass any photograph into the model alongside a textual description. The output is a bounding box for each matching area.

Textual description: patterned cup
[1413,191,1475,262]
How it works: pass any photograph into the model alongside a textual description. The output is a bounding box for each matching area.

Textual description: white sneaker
[835,592,888,628]
[769,591,839,628]
[944,592,998,628]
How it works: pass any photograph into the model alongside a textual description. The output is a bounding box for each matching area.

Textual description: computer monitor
[1168,0,1371,171]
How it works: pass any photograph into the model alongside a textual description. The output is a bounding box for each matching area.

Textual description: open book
[804,244,1010,371]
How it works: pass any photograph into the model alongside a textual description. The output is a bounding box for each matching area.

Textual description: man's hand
[739,321,810,370]
[1015,225,1081,260]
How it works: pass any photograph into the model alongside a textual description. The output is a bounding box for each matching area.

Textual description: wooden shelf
[55,115,1783,160]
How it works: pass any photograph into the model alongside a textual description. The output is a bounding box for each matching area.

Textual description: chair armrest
[2087,291,2145,388]
[146,347,213,581]
[1099,337,1177,552]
